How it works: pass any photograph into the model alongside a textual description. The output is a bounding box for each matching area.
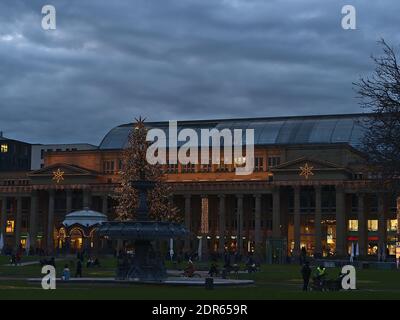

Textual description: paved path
[3,258,64,267]
[26,277,255,286]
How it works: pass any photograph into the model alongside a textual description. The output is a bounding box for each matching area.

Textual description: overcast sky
[0,0,399,145]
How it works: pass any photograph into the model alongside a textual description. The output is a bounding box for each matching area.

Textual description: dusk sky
[1,0,399,145]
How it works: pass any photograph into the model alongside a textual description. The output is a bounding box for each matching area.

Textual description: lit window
[103,160,115,174]
[268,156,281,168]
[166,163,178,174]
[368,220,378,232]
[255,157,264,172]
[348,220,358,232]
[327,226,335,244]
[6,220,14,233]
[182,163,196,173]
[388,244,396,256]
[387,219,398,232]
[234,156,246,167]
[1,144,8,153]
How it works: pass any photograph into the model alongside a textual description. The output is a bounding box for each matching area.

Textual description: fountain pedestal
[98,178,188,282]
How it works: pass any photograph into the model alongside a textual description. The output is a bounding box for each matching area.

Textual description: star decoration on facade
[299,163,314,180]
[52,168,65,184]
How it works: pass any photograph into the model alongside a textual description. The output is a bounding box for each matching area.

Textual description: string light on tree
[115,117,181,222]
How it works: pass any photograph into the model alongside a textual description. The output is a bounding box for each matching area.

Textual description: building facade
[0,114,398,258]
[31,143,98,170]
[0,132,31,172]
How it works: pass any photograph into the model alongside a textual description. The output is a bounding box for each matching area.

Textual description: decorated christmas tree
[115,117,181,222]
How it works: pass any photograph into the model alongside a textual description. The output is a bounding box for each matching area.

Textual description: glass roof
[99,114,367,150]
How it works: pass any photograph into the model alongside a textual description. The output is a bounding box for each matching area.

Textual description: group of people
[60,253,101,281]
[300,262,326,291]
[301,262,350,291]
[181,253,261,279]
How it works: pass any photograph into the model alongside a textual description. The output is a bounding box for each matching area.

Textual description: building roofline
[32,143,98,148]
[115,112,371,128]
[0,137,31,145]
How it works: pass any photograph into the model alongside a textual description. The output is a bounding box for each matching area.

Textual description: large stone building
[0,113,398,258]
[31,143,98,170]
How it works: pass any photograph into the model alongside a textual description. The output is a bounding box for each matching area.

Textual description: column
[15,197,22,250]
[66,189,73,214]
[335,185,346,256]
[314,185,322,257]
[184,195,191,252]
[0,197,7,237]
[200,195,209,259]
[236,194,244,254]
[357,193,367,257]
[254,194,262,251]
[378,194,387,258]
[218,194,226,253]
[47,190,55,252]
[272,187,281,238]
[293,186,301,257]
[29,191,38,250]
[83,189,91,209]
[102,194,108,215]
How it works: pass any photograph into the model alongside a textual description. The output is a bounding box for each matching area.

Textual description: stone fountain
[98,175,188,282]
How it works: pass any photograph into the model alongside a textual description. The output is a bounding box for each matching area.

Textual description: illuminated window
[103,160,115,174]
[218,157,231,172]
[181,163,196,173]
[166,163,178,174]
[6,220,14,233]
[326,226,335,244]
[348,220,358,232]
[200,160,212,173]
[388,244,396,256]
[1,144,8,153]
[268,156,281,168]
[368,220,378,232]
[234,157,246,168]
[20,239,26,249]
[254,157,264,172]
[387,219,398,232]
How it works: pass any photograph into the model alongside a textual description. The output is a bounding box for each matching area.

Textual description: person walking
[75,259,82,278]
[301,261,312,291]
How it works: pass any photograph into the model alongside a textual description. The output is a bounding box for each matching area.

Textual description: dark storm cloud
[0,0,399,144]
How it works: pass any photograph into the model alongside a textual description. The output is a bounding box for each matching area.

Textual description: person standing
[62,264,71,281]
[301,261,312,291]
[300,246,307,265]
[75,259,82,278]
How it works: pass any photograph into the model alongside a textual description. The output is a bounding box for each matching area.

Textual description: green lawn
[0,257,399,300]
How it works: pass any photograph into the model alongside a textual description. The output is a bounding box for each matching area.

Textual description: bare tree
[354,39,400,257]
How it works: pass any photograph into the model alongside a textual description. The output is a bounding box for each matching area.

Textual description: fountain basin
[98,221,189,240]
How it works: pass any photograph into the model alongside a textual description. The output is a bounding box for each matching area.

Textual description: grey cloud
[0,0,398,144]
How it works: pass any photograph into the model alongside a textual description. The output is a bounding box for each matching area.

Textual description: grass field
[0,256,399,300]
